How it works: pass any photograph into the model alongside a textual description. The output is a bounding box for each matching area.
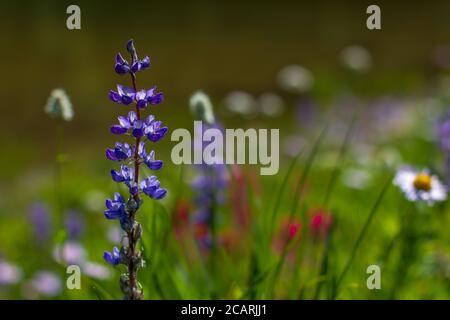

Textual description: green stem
[333,175,392,298]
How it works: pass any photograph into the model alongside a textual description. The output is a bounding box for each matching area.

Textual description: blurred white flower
[83,262,111,280]
[394,167,447,205]
[341,168,372,190]
[0,261,22,286]
[276,65,313,93]
[340,45,372,72]
[30,271,62,297]
[258,93,284,117]
[189,91,215,124]
[224,91,257,116]
[44,88,74,121]
[53,241,86,265]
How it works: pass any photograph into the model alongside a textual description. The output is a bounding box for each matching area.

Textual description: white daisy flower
[393,167,447,205]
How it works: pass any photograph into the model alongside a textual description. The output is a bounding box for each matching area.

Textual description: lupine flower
[109,85,163,108]
[106,142,133,161]
[44,88,74,121]
[104,193,127,220]
[104,40,168,300]
[29,271,62,297]
[144,120,168,142]
[103,247,121,266]
[393,167,447,205]
[111,165,134,185]
[138,142,163,170]
[140,176,167,199]
[114,41,150,75]
[28,202,52,243]
[0,260,22,286]
[308,209,333,240]
[64,210,84,240]
[115,53,131,74]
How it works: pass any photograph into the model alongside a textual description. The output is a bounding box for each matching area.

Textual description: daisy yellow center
[413,173,432,191]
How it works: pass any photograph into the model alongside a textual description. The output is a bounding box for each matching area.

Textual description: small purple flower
[131,56,150,73]
[64,210,84,240]
[109,84,136,105]
[140,176,167,199]
[110,111,149,138]
[110,111,136,135]
[30,271,62,297]
[111,165,134,185]
[0,260,22,286]
[145,120,168,142]
[127,40,150,73]
[28,202,51,243]
[53,241,86,265]
[115,53,130,75]
[83,262,111,280]
[106,142,133,161]
[103,247,121,266]
[138,142,163,170]
[135,87,164,109]
[104,193,127,220]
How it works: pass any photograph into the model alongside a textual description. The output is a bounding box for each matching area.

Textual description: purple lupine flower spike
[104,40,168,300]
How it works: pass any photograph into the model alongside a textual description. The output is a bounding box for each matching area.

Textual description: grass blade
[333,174,392,298]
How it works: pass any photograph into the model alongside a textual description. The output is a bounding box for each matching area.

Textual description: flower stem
[126,62,142,300]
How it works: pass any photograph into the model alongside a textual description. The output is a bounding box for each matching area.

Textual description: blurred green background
[1,0,450,300]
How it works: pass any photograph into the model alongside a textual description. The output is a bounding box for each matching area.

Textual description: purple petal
[148,92,164,105]
[115,63,130,75]
[141,56,150,69]
[111,170,124,182]
[147,160,163,170]
[109,90,121,103]
[116,53,127,65]
[110,125,128,135]
[131,61,142,73]
[153,188,167,200]
[106,148,118,161]
[118,116,130,128]
[105,199,113,210]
